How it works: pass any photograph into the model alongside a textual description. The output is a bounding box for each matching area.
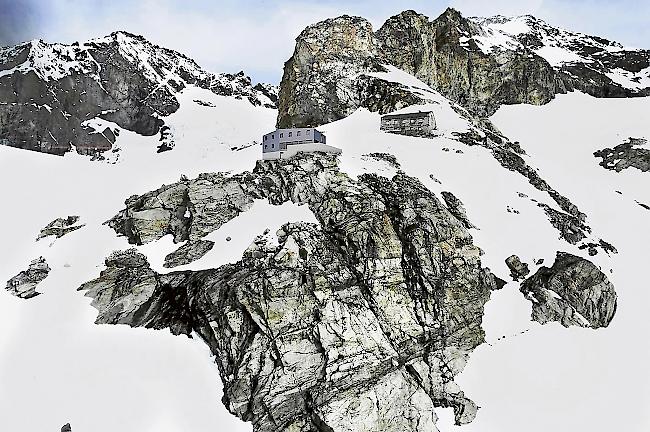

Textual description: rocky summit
[0,32,277,156]
[83,153,505,431]
[278,8,650,127]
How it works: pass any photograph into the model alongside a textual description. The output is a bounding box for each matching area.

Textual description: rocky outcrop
[6,257,50,299]
[107,172,255,246]
[519,252,617,328]
[441,191,474,230]
[276,16,427,128]
[36,215,84,240]
[83,153,503,431]
[593,137,650,173]
[61,423,72,432]
[278,8,650,127]
[505,255,530,281]
[377,9,563,117]
[0,33,277,156]
[163,240,215,268]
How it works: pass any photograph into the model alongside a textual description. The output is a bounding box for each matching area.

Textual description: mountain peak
[0,32,278,156]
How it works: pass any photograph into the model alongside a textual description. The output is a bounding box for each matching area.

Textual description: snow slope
[0,87,280,432]
[450,92,650,432]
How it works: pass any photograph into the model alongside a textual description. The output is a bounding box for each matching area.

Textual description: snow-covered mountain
[279,8,650,127]
[471,14,650,90]
[0,31,277,156]
[0,7,649,432]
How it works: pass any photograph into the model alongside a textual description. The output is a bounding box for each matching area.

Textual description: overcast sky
[1,0,649,84]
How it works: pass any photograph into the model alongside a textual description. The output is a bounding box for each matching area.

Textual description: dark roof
[381,111,433,120]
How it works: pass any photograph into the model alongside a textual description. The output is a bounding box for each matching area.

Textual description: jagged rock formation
[36,215,84,240]
[441,191,474,230]
[5,256,50,299]
[520,252,617,328]
[377,9,561,117]
[61,423,72,432]
[0,32,277,156]
[278,8,650,127]
[277,16,425,128]
[593,137,650,173]
[505,255,530,281]
[83,153,504,431]
[163,240,215,268]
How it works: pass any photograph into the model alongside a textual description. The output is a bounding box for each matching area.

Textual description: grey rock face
[520,252,617,328]
[61,423,72,432]
[36,215,84,240]
[441,191,475,230]
[0,33,277,156]
[593,137,650,173]
[163,240,215,268]
[378,9,562,117]
[6,257,50,299]
[505,255,530,281]
[107,173,255,246]
[278,8,650,128]
[276,16,426,128]
[83,153,503,431]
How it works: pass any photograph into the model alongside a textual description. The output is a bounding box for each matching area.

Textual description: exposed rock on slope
[441,191,475,230]
[0,32,277,156]
[163,240,215,268]
[505,254,530,281]
[84,153,503,431]
[520,252,617,328]
[594,137,650,173]
[278,8,650,127]
[5,257,50,299]
[36,215,84,240]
